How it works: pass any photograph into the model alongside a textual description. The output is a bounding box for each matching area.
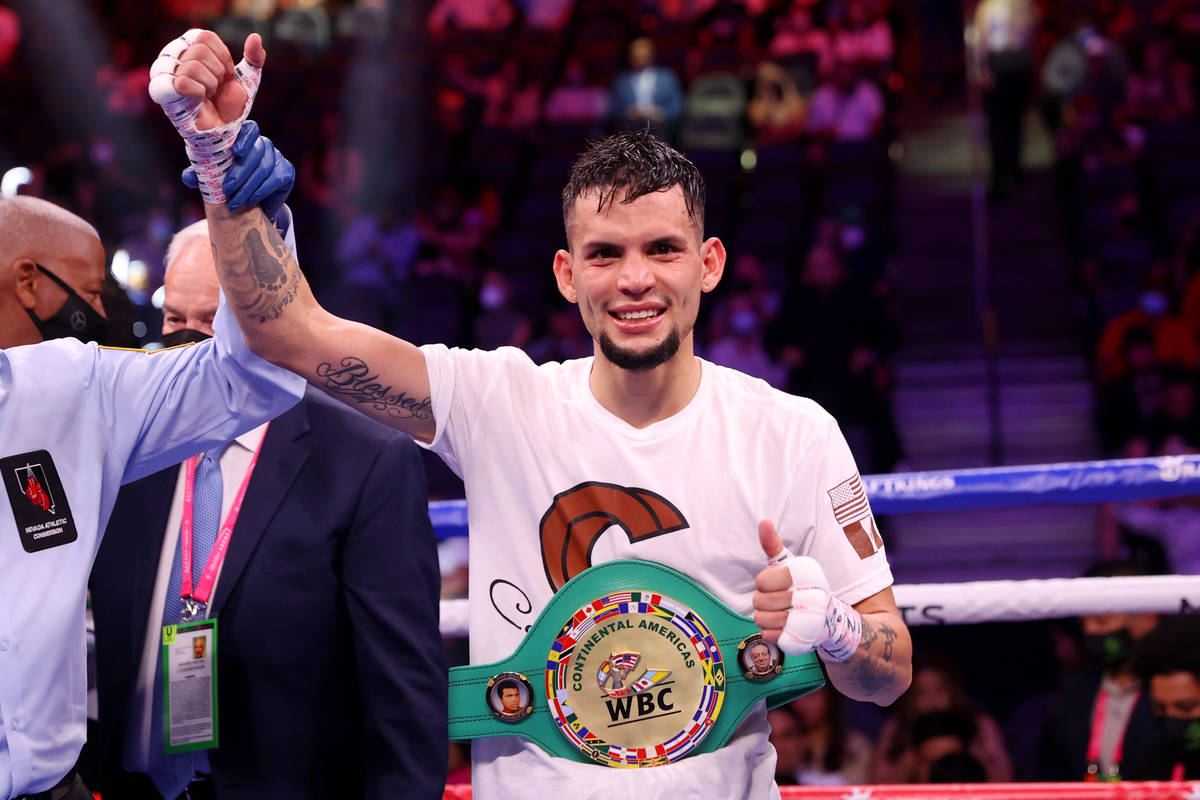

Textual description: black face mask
[161,328,212,348]
[1159,715,1200,759]
[26,264,109,344]
[1084,629,1135,669]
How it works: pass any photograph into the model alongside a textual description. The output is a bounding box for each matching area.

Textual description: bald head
[0,196,106,348]
[162,220,220,338]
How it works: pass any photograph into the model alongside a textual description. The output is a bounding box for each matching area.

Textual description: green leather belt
[448,560,825,768]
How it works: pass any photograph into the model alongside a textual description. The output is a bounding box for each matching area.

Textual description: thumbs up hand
[752,520,862,662]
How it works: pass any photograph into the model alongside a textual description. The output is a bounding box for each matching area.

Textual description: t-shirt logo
[828,473,883,559]
[2,450,79,553]
[538,481,689,590]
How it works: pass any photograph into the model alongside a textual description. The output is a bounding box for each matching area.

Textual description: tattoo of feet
[315,357,432,419]
[240,227,299,322]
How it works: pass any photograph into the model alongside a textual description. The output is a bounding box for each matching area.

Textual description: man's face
[162,239,221,337]
[35,232,107,322]
[1081,613,1130,637]
[553,186,724,373]
[1151,672,1200,719]
[750,644,772,671]
[500,686,521,713]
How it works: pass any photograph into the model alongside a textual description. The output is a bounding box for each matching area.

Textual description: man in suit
[89,219,447,800]
[609,37,685,141]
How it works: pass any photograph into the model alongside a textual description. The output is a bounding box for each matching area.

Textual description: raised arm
[149,30,436,442]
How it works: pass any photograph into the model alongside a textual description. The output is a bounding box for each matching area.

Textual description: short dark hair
[1135,615,1200,681]
[562,129,705,239]
[497,680,520,696]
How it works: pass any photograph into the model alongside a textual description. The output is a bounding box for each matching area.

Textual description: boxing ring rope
[434,455,1200,637]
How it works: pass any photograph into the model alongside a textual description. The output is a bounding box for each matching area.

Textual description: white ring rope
[437,575,1200,637]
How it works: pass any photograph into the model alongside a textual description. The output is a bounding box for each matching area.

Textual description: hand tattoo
[315,357,432,419]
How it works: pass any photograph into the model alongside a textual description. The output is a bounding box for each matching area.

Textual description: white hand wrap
[775,553,863,663]
[148,29,262,204]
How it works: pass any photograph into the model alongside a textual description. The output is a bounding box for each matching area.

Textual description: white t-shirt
[421,345,893,799]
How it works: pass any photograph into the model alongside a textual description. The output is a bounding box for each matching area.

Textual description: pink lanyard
[1085,687,1141,780]
[179,428,266,621]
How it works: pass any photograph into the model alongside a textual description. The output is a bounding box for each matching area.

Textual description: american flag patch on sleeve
[828,474,884,559]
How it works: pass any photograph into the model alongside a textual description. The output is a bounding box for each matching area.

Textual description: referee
[0,195,304,799]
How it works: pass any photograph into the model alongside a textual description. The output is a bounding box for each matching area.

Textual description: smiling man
[152,29,911,800]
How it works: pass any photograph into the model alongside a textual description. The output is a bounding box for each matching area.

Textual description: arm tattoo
[213,215,301,324]
[850,617,899,695]
[852,655,893,696]
[878,621,897,662]
[316,356,432,420]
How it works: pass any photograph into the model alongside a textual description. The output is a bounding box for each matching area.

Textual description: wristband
[149,29,262,204]
[816,594,862,663]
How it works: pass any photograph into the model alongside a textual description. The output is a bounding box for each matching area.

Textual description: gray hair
[164,219,210,276]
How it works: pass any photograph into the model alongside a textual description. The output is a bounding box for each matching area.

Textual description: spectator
[527,306,593,364]
[873,654,1013,783]
[748,60,808,145]
[428,0,516,36]
[928,752,989,783]
[473,268,533,349]
[333,196,420,330]
[1126,615,1200,780]
[1122,36,1195,125]
[610,37,686,140]
[973,0,1036,199]
[831,0,894,75]
[768,242,903,472]
[1095,267,1199,383]
[705,292,786,388]
[768,705,808,786]
[911,711,981,782]
[1095,324,1163,453]
[416,184,490,269]
[1113,434,1200,576]
[790,687,873,785]
[543,58,610,124]
[766,3,833,89]
[806,60,885,142]
[1038,561,1160,781]
[1041,22,1128,134]
[520,0,574,31]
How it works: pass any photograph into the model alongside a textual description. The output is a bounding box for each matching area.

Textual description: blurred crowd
[1,0,911,486]
[1018,0,1200,577]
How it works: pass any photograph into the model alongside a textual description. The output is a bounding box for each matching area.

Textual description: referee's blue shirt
[0,299,305,798]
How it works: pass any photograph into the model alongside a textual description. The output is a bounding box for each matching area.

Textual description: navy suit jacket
[610,67,685,121]
[89,388,447,800]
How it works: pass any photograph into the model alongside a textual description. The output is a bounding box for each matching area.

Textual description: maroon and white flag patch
[828,473,883,559]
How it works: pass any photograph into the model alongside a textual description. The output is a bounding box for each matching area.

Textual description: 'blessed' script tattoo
[315,357,432,419]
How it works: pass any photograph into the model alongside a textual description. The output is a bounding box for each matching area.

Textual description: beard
[598,327,683,371]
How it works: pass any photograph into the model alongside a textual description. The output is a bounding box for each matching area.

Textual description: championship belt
[448,560,825,768]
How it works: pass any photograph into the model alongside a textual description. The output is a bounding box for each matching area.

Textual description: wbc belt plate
[448,560,825,768]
